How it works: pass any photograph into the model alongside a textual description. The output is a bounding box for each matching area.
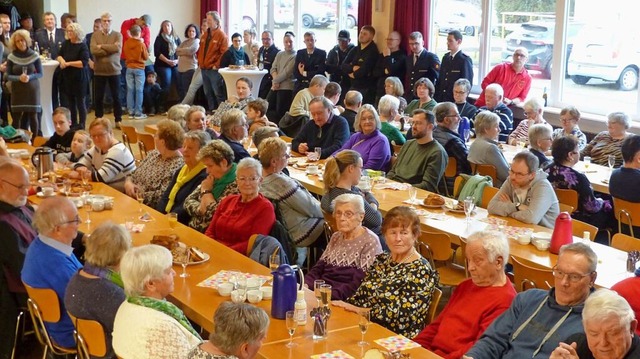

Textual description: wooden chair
[137,132,156,159]
[611,233,640,252]
[442,157,457,197]
[572,218,598,242]
[68,313,107,359]
[322,210,336,241]
[471,163,497,185]
[453,176,464,199]
[558,203,575,214]
[32,136,49,147]
[510,256,554,292]
[279,135,293,143]
[480,186,499,209]
[426,287,442,325]
[613,197,640,238]
[119,125,138,156]
[554,188,578,214]
[23,282,77,358]
[416,231,467,288]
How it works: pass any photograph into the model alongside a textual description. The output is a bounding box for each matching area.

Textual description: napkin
[310,350,355,359]
[374,335,421,352]
[197,270,271,289]
[375,182,411,191]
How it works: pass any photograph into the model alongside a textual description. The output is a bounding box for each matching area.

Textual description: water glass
[83,191,92,224]
[314,147,322,161]
[608,155,616,170]
[237,59,244,67]
[583,156,591,170]
[269,252,280,272]
[314,279,325,304]
[463,196,475,224]
[408,186,418,205]
[319,284,332,306]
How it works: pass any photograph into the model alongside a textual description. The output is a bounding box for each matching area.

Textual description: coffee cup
[516,230,532,245]
[91,199,105,212]
[260,286,273,299]
[246,278,261,291]
[42,187,54,196]
[217,282,234,296]
[247,289,263,303]
[231,289,246,303]
[307,164,319,175]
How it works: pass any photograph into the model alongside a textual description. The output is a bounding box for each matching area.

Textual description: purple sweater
[335,130,391,171]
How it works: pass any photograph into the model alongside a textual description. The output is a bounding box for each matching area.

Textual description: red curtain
[393,0,430,53]
[358,0,373,29]
[200,0,221,21]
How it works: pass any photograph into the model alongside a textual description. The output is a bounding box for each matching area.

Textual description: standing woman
[6,29,42,140]
[270,31,296,121]
[154,20,181,111]
[57,23,89,130]
[175,24,199,101]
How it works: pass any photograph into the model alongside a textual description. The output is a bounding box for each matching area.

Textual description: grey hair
[354,104,381,132]
[513,151,539,174]
[100,12,113,20]
[378,95,400,117]
[528,123,552,151]
[209,302,270,353]
[607,111,631,130]
[474,110,500,137]
[220,109,246,135]
[236,157,262,177]
[120,244,173,297]
[466,230,509,269]
[433,102,456,123]
[184,130,210,148]
[583,289,635,329]
[33,197,75,235]
[84,221,131,268]
[331,193,365,214]
[485,83,504,98]
[524,97,544,113]
[344,90,363,107]
[559,242,598,273]
[309,74,329,88]
[384,76,404,97]
[560,106,581,121]
[454,78,471,93]
[168,103,191,127]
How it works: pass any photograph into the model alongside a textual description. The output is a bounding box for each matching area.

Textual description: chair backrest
[613,197,640,238]
[68,313,107,358]
[137,132,155,153]
[417,231,453,268]
[33,136,49,147]
[572,218,597,241]
[444,157,457,178]
[427,287,442,325]
[481,186,499,209]
[322,210,336,241]
[471,163,497,185]
[453,176,464,199]
[554,188,578,213]
[611,233,640,252]
[279,135,293,143]
[510,256,554,292]
[119,125,138,154]
[558,203,575,214]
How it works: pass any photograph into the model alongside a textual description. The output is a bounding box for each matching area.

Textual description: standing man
[326,29,354,104]
[405,31,440,101]
[374,30,406,103]
[341,25,379,105]
[198,11,228,112]
[35,12,65,108]
[0,13,11,43]
[119,14,152,109]
[18,12,34,39]
[475,47,531,107]
[257,30,279,99]
[90,12,124,128]
[434,30,474,103]
[293,31,326,95]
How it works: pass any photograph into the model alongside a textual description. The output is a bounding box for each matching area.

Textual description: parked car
[568,25,640,91]
[434,0,482,36]
[314,0,358,28]
[273,0,336,28]
[502,20,584,79]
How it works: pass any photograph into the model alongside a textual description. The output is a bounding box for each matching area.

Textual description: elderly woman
[468,111,510,186]
[453,78,477,120]
[184,105,218,139]
[124,120,185,208]
[156,130,209,224]
[112,245,201,358]
[546,136,612,228]
[6,29,43,140]
[305,193,382,300]
[528,123,553,169]
[154,20,181,109]
[176,24,200,100]
[219,108,251,162]
[56,23,89,130]
[508,97,549,146]
[552,106,587,151]
[336,105,391,171]
[384,76,407,111]
[243,28,258,65]
[205,157,275,255]
[321,150,382,236]
[65,222,131,359]
[184,140,239,233]
[211,77,254,127]
[187,302,269,359]
[414,231,516,359]
[270,31,296,120]
[333,206,439,338]
[405,77,437,115]
[168,103,191,125]
[581,111,632,168]
[378,95,406,148]
[259,137,324,265]
[72,118,136,191]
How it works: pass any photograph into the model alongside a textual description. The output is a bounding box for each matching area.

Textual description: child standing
[144,71,162,115]
[123,25,148,119]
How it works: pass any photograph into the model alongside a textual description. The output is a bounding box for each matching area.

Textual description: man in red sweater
[474,47,531,108]
[198,11,228,112]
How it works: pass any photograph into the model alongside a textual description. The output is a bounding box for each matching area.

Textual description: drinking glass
[168,212,178,231]
[462,128,470,143]
[285,311,297,348]
[237,59,244,67]
[83,191,92,224]
[314,147,322,161]
[408,186,418,206]
[180,247,191,278]
[463,196,475,225]
[583,156,591,170]
[608,155,616,170]
[314,279,325,305]
[358,308,371,346]
[135,187,145,212]
[81,170,91,188]
[21,66,27,75]
[269,252,280,272]
[62,179,71,196]
[319,284,332,306]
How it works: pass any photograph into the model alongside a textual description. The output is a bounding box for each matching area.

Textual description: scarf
[161,32,177,57]
[7,48,39,67]
[128,296,201,339]
[165,162,206,212]
[228,45,245,64]
[82,263,123,288]
[212,163,237,200]
[0,205,35,292]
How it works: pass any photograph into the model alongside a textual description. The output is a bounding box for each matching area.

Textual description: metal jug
[271,264,304,319]
[31,147,55,180]
[550,212,573,254]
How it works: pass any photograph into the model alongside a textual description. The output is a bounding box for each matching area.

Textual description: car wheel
[617,66,638,91]
[347,15,356,29]
[464,26,475,36]
[302,15,313,28]
[571,75,590,85]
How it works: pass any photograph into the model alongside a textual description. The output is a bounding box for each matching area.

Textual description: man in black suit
[257,30,279,99]
[35,11,65,109]
[434,30,474,103]
[405,31,440,101]
[293,31,326,95]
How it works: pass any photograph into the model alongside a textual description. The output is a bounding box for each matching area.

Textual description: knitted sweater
[74,142,136,184]
[336,130,391,171]
[388,139,448,194]
[90,30,122,76]
[321,186,382,236]
[271,48,296,90]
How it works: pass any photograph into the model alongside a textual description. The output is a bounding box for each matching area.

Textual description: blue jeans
[201,69,225,111]
[126,68,145,115]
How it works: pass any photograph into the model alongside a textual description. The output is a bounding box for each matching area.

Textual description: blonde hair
[84,221,131,267]
[322,150,361,193]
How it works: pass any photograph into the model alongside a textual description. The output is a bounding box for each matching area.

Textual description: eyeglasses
[334,210,358,219]
[1,179,30,192]
[508,168,531,177]
[552,266,593,282]
[237,176,260,182]
[445,114,461,119]
[453,90,467,95]
[59,215,82,226]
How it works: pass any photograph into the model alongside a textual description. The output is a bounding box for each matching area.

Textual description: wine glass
[463,196,475,225]
[81,170,91,189]
[285,310,297,348]
[135,187,145,213]
[83,191,92,224]
[408,186,418,206]
[358,308,371,346]
[180,247,191,278]
[608,155,616,171]
[314,279,325,305]
[268,251,280,272]
[167,213,178,231]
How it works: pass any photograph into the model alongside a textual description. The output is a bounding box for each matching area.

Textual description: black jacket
[434,51,474,102]
[405,49,440,100]
[293,48,327,92]
[341,41,378,90]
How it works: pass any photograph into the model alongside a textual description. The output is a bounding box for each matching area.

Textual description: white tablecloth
[218,68,268,100]
[39,60,60,137]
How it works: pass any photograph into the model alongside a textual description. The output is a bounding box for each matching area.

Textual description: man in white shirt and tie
[35,12,65,108]
[405,31,440,101]
[434,30,474,103]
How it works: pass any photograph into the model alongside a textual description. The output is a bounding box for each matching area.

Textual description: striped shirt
[75,142,136,183]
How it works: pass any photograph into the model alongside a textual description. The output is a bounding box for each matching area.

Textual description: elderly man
[488,151,559,228]
[405,31,440,99]
[292,97,349,159]
[219,108,250,163]
[199,11,228,111]
[551,289,640,359]
[473,83,513,142]
[434,30,474,103]
[342,90,362,133]
[415,231,516,359]
[22,197,83,349]
[433,102,472,185]
[464,242,598,359]
[35,11,66,109]
[388,109,448,193]
[280,74,328,137]
[342,25,379,104]
[475,47,532,108]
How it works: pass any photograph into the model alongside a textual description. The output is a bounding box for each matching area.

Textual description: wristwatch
[201,188,210,195]
[515,202,521,211]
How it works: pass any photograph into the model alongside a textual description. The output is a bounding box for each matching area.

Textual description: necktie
[413,54,418,65]
[49,32,53,44]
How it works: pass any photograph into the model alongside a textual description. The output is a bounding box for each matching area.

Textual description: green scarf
[166,162,206,213]
[212,163,237,200]
[128,296,202,339]
[82,263,124,288]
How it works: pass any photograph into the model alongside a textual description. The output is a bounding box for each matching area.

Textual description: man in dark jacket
[293,31,326,95]
[257,30,279,99]
[341,25,378,105]
[434,30,474,103]
[326,29,354,105]
[433,102,472,191]
[374,30,406,103]
[405,31,440,101]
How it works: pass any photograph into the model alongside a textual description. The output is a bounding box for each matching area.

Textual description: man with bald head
[375,31,407,102]
[22,196,83,349]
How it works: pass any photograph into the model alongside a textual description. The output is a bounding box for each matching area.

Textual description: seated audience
[383,76,407,112]
[321,150,382,236]
[388,109,448,193]
[333,206,439,338]
[292,96,350,159]
[453,78,477,120]
[124,120,185,208]
[43,107,75,154]
[219,108,251,162]
[187,302,269,359]
[205,158,275,255]
[211,77,254,127]
[156,130,209,224]
[610,134,640,203]
[377,95,406,148]
[280,74,328,136]
[433,102,472,184]
[464,243,597,359]
[488,151,560,228]
[474,47,531,108]
[219,32,250,69]
[404,77,437,115]
[415,230,516,359]
[113,245,201,358]
[55,130,92,166]
[468,111,510,186]
[336,104,391,171]
[247,98,277,136]
[342,90,363,133]
[473,83,513,142]
[305,193,382,300]
[184,105,218,139]
[508,97,549,146]
[550,289,639,359]
[552,106,587,151]
[528,123,553,169]
[324,81,343,115]
[65,222,131,359]
[581,111,632,168]
[253,127,290,176]
[611,273,640,336]
[21,197,83,349]
[167,103,191,127]
[184,140,239,233]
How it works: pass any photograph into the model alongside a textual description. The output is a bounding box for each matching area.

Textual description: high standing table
[38,59,60,137]
[218,67,267,99]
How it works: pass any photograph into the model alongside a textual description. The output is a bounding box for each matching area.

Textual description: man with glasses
[374,31,406,103]
[257,30,279,99]
[219,108,251,163]
[433,102,472,188]
[474,47,531,108]
[488,151,559,228]
[434,30,474,103]
[464,242,597,359]
[22,197,83,350]
[405,31,440,101]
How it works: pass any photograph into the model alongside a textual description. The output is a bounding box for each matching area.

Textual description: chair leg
[11,310,24,359]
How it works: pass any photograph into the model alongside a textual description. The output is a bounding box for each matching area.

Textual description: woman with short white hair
[508,97,549,146]
[335,104,391,171]
[581,111,632,168]
[528,123,553,169]
[468,111,510,186]
[113,245,201,359]
[377,94,406,148]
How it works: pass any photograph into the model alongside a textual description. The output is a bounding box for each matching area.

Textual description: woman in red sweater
[205,157,274,254]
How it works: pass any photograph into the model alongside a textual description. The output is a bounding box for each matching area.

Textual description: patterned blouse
[183,182,239,233]
[186,345,237,359]
[130,150,184,208]
[347,252,439,338]
[210,96,254,127]
[580,131,630,167]
[552,126,587,151]
[545,163,611,214]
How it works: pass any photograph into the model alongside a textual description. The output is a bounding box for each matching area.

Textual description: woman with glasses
[205,157,275,255]
[581,111,632,168]
[507,97,549,146]
[56,23,89,130]
[528,124,554,169]
[452,78,477,120]
[552,106,587,151]
[335,105,391,171]
[468,111,510,186]
[404,77,437,116]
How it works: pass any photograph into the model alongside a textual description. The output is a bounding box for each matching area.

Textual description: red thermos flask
[550,212,573,254]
